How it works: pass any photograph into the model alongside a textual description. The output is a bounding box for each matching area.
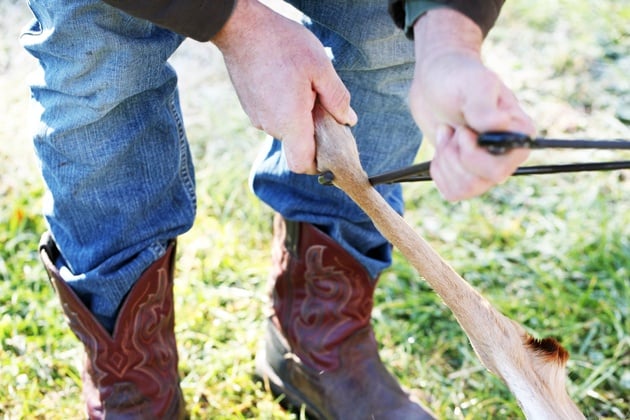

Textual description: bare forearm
[413,8,484,84]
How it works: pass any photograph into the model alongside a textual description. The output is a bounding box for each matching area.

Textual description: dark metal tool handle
[478,131,533,154]
[367,161,431,185]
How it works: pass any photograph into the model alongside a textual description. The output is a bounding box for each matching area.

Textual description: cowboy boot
[39,232,186,419]
[256,215,434,419]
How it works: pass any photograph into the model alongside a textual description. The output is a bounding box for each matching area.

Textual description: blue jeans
[21,0,421,328]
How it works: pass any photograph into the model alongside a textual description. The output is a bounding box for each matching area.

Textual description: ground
[0,1,628,418]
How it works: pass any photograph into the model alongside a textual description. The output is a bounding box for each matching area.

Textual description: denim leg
[251,1,421,278]
[21,0,195,329]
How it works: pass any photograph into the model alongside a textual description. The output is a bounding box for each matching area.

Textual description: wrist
[413,9,483,65]
[212,0,261,53]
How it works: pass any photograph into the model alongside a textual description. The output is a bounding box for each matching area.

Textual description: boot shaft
[261,216,435,419]
[270,215,377,371]
[39,233,185,419]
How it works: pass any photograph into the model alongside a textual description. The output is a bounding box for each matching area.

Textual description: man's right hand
[212,0,357,174]
[409,9,535,201]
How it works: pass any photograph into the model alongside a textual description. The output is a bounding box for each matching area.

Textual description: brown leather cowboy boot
[39,232,186,419]
[256,215,434,419]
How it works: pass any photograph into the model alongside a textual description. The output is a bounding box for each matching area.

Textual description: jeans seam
[168,91,197,211]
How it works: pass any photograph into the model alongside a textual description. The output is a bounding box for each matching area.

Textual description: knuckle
[285,155,309,174]
[487,166,510,183]
[286,160,302,173]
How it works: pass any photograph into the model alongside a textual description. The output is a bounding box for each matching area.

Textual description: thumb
[461,78,513,133]
[463,79,535,136]
[312,63,358,126]
[282,108,318,174]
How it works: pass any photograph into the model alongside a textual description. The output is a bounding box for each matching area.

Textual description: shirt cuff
[404,1,449,38]
[393,0,505,40]
[101,0,236,41]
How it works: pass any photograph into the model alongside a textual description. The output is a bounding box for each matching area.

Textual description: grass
[1,0,628,418]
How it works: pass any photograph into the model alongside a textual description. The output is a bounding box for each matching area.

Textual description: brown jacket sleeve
[101,0,236,41]
[388,0,505,38]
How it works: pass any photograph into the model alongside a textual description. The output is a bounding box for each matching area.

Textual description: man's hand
[410,9,535,201]
[212,0,357,174]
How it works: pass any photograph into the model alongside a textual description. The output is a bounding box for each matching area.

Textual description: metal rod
[531,139,630,149]
[367,160,630,185]
[368,161,431,185]
[477,131,630,155]
[510,161,630,176]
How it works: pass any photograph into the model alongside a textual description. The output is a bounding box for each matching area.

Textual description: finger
[312,61,358,127]
[432,151,493,202]
[461,72,513,133]
[463,76,536,138]
[453,127,528,183]
[409,78,447,145]
[496,86,536,131]
[281,108,318,174]
[256,81,317,174]
[431,125,494,201]
[433,123,453,150]
[282,130,317,174]
[431,125,462,196]
[503,93,536,137]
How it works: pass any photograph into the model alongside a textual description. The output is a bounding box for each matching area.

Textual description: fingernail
[435,125,449,147]
[347,107,358,126]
